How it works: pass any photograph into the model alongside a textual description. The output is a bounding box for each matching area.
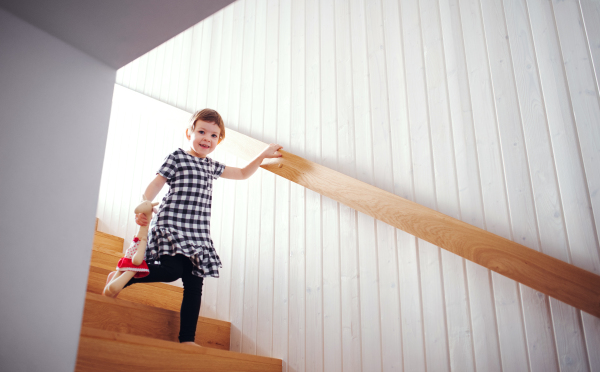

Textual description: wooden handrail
[220,128,600,318]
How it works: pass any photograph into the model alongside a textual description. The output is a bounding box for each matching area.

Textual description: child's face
[186,120,221,158]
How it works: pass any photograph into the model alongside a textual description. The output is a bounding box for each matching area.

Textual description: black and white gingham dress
[145,148,225,278]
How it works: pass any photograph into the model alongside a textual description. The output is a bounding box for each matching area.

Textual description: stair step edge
[80,327,281,366]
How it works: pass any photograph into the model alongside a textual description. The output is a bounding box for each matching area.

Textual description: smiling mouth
[200,143,210,149]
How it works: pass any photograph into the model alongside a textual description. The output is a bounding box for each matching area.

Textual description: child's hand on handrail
[261,143,283,159]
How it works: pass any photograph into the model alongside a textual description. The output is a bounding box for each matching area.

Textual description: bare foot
[181,342,202,347]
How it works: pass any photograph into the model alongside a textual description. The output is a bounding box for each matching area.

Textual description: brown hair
[188,109,225,144]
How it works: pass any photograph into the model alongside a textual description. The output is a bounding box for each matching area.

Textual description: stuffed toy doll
[103,196,159,297]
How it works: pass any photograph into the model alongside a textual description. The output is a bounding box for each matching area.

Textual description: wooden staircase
[76,230,282,371]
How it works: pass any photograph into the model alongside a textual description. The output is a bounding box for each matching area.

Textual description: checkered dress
[145,148,225,278]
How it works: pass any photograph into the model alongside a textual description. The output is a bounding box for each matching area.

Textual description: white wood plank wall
[101,0,600,370]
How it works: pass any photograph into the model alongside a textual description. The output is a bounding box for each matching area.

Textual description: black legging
[125,254,204,343]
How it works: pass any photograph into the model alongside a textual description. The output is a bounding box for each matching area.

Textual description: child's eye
[212,134,217,138]
[199,131,204,134]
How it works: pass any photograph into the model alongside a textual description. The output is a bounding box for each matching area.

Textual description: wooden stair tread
[76,327,282,372]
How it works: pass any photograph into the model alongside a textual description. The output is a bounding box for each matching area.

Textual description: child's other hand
[262,143,283,158]
[135,213,149,226]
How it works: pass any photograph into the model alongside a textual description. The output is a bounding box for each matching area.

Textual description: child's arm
[136,175,167,226]
[221,143,282,180]
[143,175,167,201]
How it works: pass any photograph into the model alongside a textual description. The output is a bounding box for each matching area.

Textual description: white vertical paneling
[97,96,125,235]
[288,176,306,369]
[350,1,383,370]
[111,108,138,240]
[217,6,234,120]
[526,0,595,369]
[105,1,600,371]
[289,0,306,369]
[143,48,157,97]
[214,3,238,323]
[158,37,174,103]
[134,53,148,93]
[334,0,363,370]
[150,43,166,99]
[503,0,575,369]
[420,0,476,369]
[120,113,146,245]
[225,1,245,133]
[320,0,343,371]
[241,0,263,355]
[272,0,291,369]
[580,0,600,94]
[402,0,451,370]
[186,23,203,111]
[166,32,183,106]
[437,2,481,371]
[365,1,403,371]
[175,29,193,108]
[480,0,543,369]
[228,0,253,353]
[418,0,459,369]
[381,1,422,371]
[229,156,249,352]
[206,12,224,110]
[122,57,137,90]
[216,153,236,322]
[257,168,275,357]
[552,1,600,370]
[456,0,504,369]
[255,0,279,358]
[551,0,600,274]
[195,17,213,109]
[305,0,324,370]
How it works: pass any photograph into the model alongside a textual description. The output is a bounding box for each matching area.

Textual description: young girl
[105,108,282,346]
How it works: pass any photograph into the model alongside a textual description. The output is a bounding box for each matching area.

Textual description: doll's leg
[105,271,117,286]
[103,270,136,298]
[102,271,121,296]
[131,239,147,266]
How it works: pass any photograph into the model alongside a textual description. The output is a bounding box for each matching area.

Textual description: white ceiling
[0,0,235,69]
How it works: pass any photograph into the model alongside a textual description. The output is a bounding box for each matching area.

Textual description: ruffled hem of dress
[147,227,222,278]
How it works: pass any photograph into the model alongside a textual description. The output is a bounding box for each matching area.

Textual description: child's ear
[185,128,191,140]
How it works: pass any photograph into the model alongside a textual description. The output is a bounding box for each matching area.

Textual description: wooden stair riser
[82,293,230,350]
[76,328,281,372]
[90,248,121,269]
[93,231,124,254]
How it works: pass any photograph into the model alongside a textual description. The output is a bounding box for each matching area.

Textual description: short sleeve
[157,151,178,180]
[210,158,225,179]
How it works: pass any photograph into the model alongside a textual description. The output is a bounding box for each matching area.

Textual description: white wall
[108,0,600,371]
[0,8,115,372]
